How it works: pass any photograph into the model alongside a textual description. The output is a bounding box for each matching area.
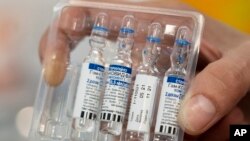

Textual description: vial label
[127,74,159,132]
[155,75,185,136]
[101,65,132,123]
[73,63,105,120]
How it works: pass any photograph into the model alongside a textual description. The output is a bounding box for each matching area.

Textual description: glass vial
[153,26,191,141]
[125,23,162,141]
[99,15,135,139]
[71,13,109,141]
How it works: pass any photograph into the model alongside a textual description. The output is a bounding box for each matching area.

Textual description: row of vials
[39,12,191,141]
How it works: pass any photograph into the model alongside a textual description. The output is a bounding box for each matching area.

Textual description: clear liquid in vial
[71,13,109,141]
[153,26,191,141]
[126,23,162,141]
[99,15,135,140]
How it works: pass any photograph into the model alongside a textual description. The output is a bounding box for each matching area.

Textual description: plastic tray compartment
[29,0,204,141]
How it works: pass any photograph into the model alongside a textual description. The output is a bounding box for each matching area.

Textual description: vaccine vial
[99,15,135,138]
[153,26,191,141]
[126,23,162,141]
[71,13,109,141]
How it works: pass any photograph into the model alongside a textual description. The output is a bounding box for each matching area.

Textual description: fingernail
[181,95,216,132]
[44,58,67,87]
[43,35,70,86]
[60,7,86,34]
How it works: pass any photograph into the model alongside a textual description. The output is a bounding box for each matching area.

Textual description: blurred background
[183,0,250,34]
[0,0,249,141]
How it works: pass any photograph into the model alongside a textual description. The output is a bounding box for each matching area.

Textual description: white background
[0,0,63,140]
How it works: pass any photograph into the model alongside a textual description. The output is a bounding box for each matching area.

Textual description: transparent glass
[71,49,105,141]
[99,15,135,140]
[125,22,162,141]
[153,26,191,141]
[70,12,108,141]
[29,1,204,141]
[29,66,78,141]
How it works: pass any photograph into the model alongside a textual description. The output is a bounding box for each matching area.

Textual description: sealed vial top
[171,26,191,71]
[175,26,191,47]
[146,23,162,44]
[117,15,135,51]
[119,15,135,35]
[142,23,162,66]
[89,12,109,49]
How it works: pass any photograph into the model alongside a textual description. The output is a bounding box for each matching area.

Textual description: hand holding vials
[40,15,193,141]
[34,1,250,141]
[34,3,205,140]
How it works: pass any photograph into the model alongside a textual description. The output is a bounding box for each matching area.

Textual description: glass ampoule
[125,23,162,141]
[153,26,191,141]
[99,15,135,139]
[71,13,109,141]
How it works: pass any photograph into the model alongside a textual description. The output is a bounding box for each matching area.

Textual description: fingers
[39,3,177,86]
[58,7,89,41]
[39,0,193,86]
[41,7,88,86]
[43,31,70,86]
[178,41,250,135]
[199,107,247,141]
[39,28,49,62]
[183,107,247,141]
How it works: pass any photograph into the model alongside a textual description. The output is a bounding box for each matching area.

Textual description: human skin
[39,0,250,140]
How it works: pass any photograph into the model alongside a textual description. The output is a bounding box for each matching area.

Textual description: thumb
[178,41,250,135]
[43,31,70,87]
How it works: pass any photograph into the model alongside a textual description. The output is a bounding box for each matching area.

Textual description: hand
[39,0,187,86]
[179,21,250,140]
[39,0,250,140]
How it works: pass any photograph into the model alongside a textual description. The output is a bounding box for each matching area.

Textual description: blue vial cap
[175,26,191,47]
[120,15,135,34]
[120,27,135,34]
[92,13,109,33]
[176,39,190,47]
[147,36,161,43]
[147,23,162,44]
[93,25,109,32]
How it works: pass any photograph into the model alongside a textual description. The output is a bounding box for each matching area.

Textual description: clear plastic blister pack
[29,0,204,141]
